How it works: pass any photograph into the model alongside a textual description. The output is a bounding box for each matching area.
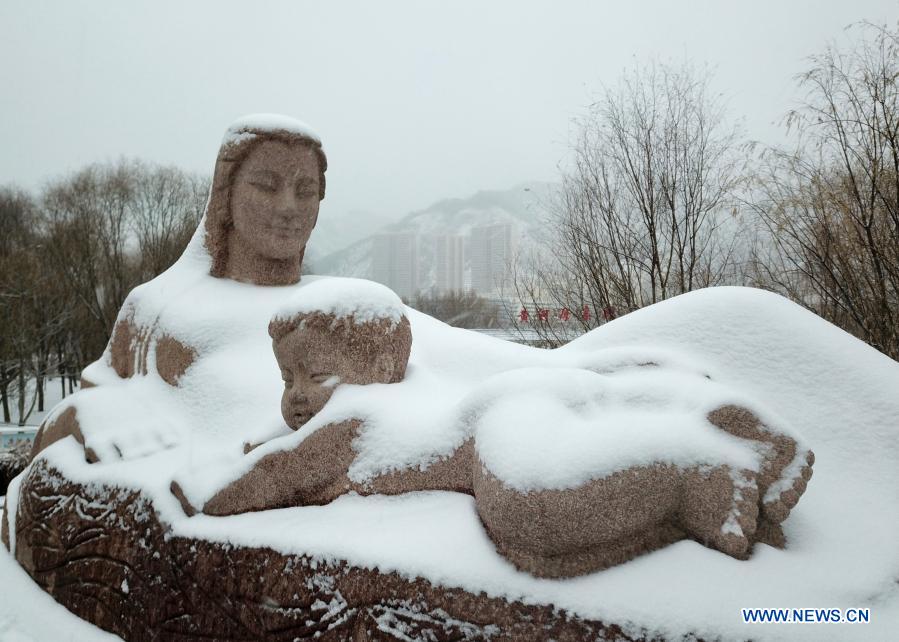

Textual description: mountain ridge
[310,181,557,291]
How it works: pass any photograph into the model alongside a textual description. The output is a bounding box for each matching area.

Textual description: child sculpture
[181,280,814,578]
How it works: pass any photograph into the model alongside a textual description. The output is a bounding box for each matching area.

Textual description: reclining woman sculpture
[177,279,815,579]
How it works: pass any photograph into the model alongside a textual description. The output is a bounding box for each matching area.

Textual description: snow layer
[6,284,899,641]
[272,277,405,326]
[469,366,765,491]
[222,113,321,146]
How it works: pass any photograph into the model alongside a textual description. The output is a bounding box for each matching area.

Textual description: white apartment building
[434,234,465,293]
[469,223,517,295]
[371,232,419,300]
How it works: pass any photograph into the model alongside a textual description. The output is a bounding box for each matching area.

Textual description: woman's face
[230,139,321,261]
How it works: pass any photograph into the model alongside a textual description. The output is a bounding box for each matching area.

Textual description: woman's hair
[204,129,327,278]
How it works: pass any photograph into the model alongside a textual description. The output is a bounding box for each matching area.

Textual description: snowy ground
[2,285,898,641]
[2,376,80,430]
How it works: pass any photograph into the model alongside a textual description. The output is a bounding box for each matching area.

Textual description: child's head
[269,279,412,429]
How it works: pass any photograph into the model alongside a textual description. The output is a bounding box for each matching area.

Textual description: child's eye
[313,374,341,388]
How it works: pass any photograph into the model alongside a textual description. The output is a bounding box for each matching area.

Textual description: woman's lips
[269,225,301,236]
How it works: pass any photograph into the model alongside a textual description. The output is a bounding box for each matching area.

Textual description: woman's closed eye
[251,180,277,192]
[295,185,317,200]
[294,177,318,200]
[249,172,280,192]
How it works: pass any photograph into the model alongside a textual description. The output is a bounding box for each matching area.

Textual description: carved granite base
[5,461,654,641]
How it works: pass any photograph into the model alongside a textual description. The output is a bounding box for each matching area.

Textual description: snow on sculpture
[4,115,868,641]
[175,280,814,578]
[468,371,814,576]
[173,279,417,514]
[29,114,327,463]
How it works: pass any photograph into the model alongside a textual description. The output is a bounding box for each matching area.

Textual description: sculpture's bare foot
[761,450,815,524]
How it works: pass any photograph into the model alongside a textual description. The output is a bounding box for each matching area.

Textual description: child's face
[274,323,401,429]
[274,327,354,429]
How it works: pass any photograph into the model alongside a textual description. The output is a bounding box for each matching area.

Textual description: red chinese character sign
[516,305,606,325]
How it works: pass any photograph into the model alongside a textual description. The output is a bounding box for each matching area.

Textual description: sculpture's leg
[472,458,684,578]
[490,522,686,579]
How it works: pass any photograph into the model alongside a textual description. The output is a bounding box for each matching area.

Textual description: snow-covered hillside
[304,208,400,264]
[314,181,555,289]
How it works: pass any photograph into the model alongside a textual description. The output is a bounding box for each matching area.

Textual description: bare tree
[1,161,208,425]
[39,160,208,369]
[0,187,35,423]
[513,61,748,345]
[411,290,500,328]
[131,162,208,280]
[0,187,62,424]
[751,22,899,359]
[41,162,139,355]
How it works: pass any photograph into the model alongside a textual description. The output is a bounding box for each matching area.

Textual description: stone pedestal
[6,461,639,642]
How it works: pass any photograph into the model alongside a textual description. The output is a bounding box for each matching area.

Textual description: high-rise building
[434,234,465,293]
[469,223,517,294]
[371,232,419,300]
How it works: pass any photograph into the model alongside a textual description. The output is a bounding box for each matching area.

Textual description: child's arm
[197,420,361,516]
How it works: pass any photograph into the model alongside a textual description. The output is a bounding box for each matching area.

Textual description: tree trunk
[1,380,10,424]
[17,359,26,427]
[58,348,66,399]
[37,373,44,412]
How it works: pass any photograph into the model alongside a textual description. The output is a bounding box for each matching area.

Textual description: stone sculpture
[30,114,327,463]
[204,122,326,286]
[106,114,327,385]
[3,114,820,641]
[183,281,814,578]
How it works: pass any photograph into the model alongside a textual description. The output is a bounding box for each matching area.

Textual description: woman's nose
[275,186,299,215]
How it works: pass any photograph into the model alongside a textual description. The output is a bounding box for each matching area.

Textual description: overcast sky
[1,0,897,220]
